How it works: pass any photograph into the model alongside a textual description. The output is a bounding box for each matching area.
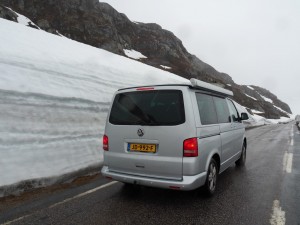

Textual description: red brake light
[183,138,198,157]
[136,87,154,91]
[103,135,109,151]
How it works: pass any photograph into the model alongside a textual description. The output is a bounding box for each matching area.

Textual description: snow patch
[160,65,172,70]
[6,7,40,29]
[124,49,147,60]
[252,109,264,114]
[245,93,257,101]
[247,85,255,90]
[226,84,232,86]
[273,105,290,116]
[260,94,273,103]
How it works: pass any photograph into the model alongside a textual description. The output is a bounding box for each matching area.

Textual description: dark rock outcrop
[0,5,18,22]
[0,0,292,118]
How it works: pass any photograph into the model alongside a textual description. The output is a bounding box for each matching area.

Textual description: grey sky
[104,0,300,115]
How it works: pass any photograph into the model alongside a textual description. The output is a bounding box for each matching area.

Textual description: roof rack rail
[190,78,233,96]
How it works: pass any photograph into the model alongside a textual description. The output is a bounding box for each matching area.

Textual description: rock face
[0,0,292,118]
[0,5,18,22]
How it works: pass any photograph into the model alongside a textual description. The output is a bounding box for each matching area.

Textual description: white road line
[49,181,118,208]
[290,139,294,146]
[2,214,31,225]
[291,126,294,139]
[270,200,286,225]
[286,153,293,173]
[1,181,118,225]
[283,152,293,173]
[283,152,287,171]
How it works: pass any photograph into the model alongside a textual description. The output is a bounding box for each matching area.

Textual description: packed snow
[245,93,257,101]
[0,18,187,192]
[123,49,147,60]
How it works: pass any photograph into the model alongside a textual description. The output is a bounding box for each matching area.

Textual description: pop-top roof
[190,78,233,96]
[118,78,234,97]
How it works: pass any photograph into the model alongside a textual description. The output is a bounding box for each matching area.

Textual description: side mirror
[240,112,249,121]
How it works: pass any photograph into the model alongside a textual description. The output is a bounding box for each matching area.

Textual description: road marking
[286,153,293,173]
[283,152,293,173]
[49,181,118,208]
[2,215,31,225]
[1,181,118,225]
[270,200,286,225]
[290,126,294,145]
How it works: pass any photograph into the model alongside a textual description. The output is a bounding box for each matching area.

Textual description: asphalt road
[0,123,299,225]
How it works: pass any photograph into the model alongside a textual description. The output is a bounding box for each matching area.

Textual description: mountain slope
[0,0,292,118]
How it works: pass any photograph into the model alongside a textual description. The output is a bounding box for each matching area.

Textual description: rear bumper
[101,166,207,191]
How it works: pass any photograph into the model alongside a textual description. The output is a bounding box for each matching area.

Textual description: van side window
[227,100,239,122]
[213,97,231,123]
[196,93,218,125]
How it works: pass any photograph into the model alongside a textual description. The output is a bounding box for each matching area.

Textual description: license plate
[128,143,156,153]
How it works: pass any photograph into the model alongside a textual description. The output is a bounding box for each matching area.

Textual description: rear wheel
[204,158,218,196]
[236,143,246,167]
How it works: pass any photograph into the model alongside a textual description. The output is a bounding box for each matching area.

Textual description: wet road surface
[0,123,299,225]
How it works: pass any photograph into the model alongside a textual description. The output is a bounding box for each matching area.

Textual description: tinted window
[109,90,185,126]
[227,100,239,122]
[196,93,218,125]
[213,97,230,123]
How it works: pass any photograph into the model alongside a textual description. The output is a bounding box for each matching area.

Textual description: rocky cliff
[0,0,292,118]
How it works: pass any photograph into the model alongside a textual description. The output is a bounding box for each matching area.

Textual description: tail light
[103,135,109,151]
[183,138,198,157]
[136,87,154,91]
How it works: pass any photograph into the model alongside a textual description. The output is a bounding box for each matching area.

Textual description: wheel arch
[206,152,221,174]
[244,137,247,149]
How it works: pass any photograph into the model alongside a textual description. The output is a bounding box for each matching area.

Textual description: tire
[204,158,218,196]
[236,143,246,167]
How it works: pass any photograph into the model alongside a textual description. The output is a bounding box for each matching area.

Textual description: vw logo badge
[137,128,144,137]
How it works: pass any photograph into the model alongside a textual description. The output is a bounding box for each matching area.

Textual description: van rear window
[109,90,185,126]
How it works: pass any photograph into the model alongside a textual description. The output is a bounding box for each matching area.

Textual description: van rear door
[104,88,191,180]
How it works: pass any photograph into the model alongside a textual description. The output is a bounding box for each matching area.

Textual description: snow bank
[233,103,292,128]
[0,18,187,194]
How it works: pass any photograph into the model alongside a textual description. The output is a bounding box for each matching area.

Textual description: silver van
[101,78,249,195]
